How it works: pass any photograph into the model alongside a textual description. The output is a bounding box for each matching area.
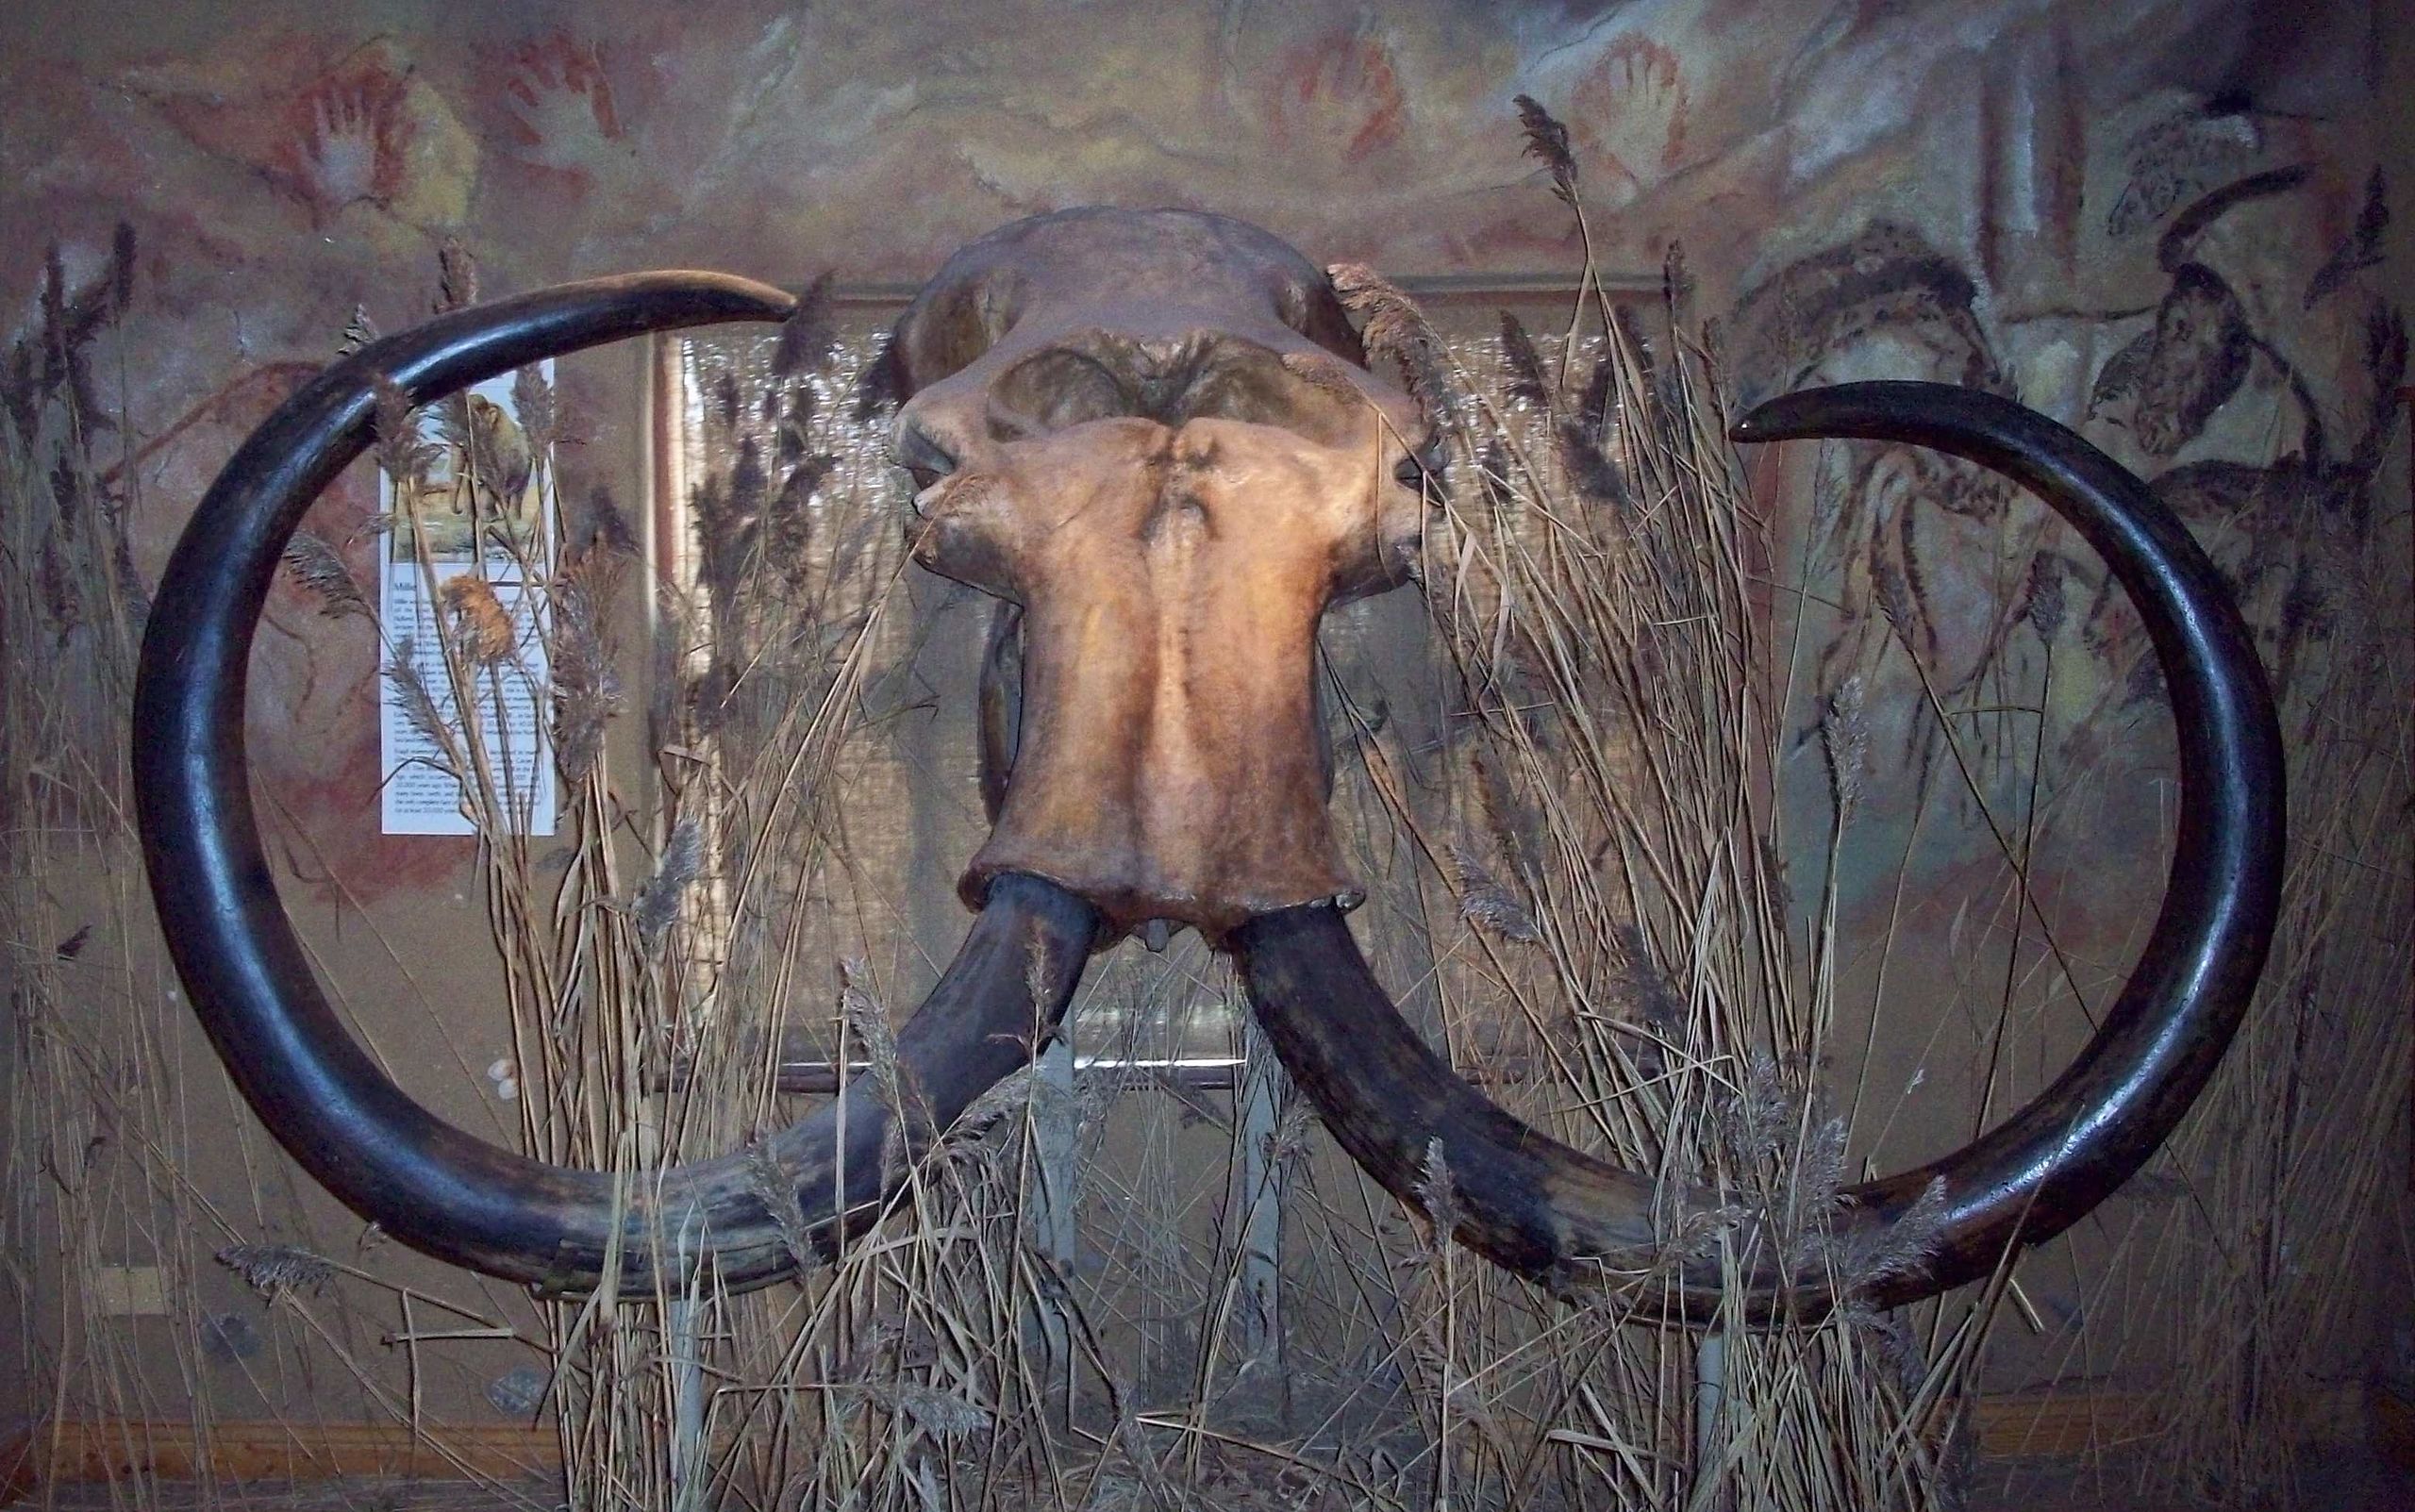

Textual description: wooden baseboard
[0,1386,2373,1492]
[1,1418,558,1498]
[1968,1384,2367,1457]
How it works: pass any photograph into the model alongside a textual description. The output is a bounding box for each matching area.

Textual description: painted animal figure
[131,208,2282,1318]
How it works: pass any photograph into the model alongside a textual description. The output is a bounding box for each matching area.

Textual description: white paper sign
[378,367,558,837]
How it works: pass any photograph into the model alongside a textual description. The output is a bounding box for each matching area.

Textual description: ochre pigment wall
[4,0,2405,1441]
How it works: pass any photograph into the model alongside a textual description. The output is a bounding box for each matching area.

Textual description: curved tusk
[134,274,1100,1292]
[1234,908,1679,1294]
[1236,381,2284,1319]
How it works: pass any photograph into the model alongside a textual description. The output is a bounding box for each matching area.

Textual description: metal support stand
[669,1295,707,1512]
[1030,1034,1079,1425]
[1232,1015,1289,1422]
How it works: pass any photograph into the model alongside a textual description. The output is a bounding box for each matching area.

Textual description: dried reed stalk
[1328,236,1985,1506]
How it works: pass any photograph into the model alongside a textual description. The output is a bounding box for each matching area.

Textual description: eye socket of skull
[1324,419,1432,602]
[983,348,1134,440]
[975,332,1400,447]
[908,472,1028,601]
[1393,428,1446,493]
[1169,343,1364,444]
[893,414,961,490]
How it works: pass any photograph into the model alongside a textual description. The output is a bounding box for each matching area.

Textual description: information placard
[377,367,557,837]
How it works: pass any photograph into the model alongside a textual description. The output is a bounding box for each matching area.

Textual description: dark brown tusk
[1236,381,2284,1319]
[133,274,1099,1293]
[1233,910,1681,1296]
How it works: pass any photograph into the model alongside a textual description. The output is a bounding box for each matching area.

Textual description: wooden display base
[0,1387,2372,1500]
[2,1420,557,1502]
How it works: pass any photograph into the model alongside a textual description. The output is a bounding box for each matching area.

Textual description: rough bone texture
[888,208,1429,939]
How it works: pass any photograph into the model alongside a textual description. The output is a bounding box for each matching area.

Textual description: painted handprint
[298,78,399,217]
[125,39,470,235]
[1570,35,1690,203]
[498,34,625,175]
[1262,27,1407,168]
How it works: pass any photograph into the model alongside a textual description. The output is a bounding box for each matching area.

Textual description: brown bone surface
[889,208,1430,939]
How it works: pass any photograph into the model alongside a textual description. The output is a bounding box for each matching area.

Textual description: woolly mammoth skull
[888,210,1431,938]
[132,208,2282,1317]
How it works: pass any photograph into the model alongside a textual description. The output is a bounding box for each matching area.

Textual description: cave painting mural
[130,208,2282,1319]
